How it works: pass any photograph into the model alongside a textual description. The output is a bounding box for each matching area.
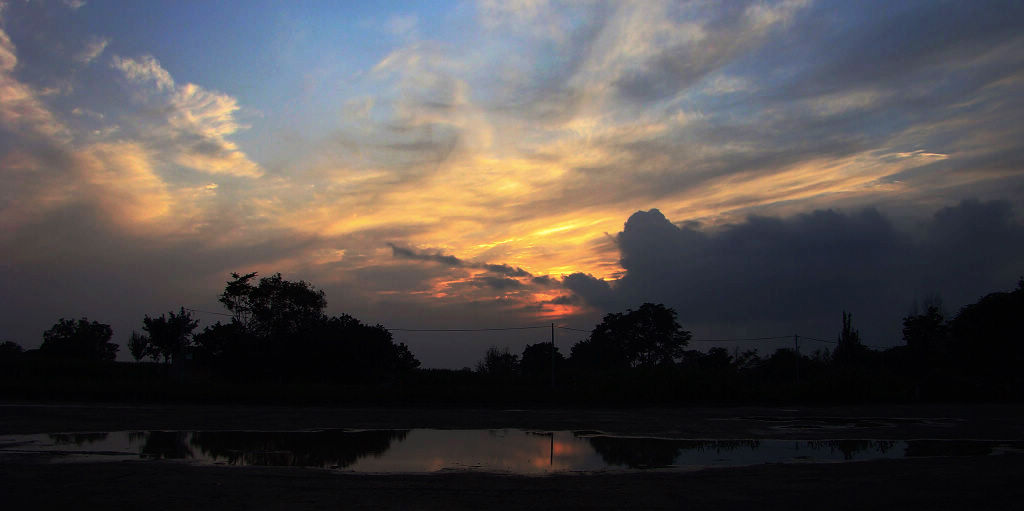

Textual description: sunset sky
[2,0,1023,367]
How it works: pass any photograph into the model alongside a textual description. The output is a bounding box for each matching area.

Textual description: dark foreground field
[2,403,1023,510]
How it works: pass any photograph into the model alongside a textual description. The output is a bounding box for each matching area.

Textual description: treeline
[457,282,1024,402]
[1,275,1022,403]
[0,273,420,400]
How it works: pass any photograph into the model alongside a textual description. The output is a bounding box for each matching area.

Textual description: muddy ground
[2,402,1023,509]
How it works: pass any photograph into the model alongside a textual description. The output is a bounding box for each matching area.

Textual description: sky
[1,0,1023,368]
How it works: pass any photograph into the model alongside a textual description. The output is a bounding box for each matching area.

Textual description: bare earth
[2,402,1023,509]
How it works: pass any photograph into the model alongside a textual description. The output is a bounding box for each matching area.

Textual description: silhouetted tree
[833,311,866,366]
[0,340,23,364]
[572,303,691,370]
[142,308,199,364]
[949,279,1024,395]
[732,348,762,371]
[127,330,150,362]
[307,314,420,381]
[193,273,419,382]
[39,318,118,361]
[476,346,519,380]
[520,342,564,383]
[902,305,950,372]
[219,272,326,338]
[192,321,249,375]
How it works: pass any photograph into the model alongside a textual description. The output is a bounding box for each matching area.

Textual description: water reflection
[4,430,1020,474]
[584,437,761,468]
[191,430,408,468]
[48,433,109,446]
[806,440,898,460]
[135,431,193,460]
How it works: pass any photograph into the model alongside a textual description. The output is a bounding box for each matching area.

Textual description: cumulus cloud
[564,202,1024,345]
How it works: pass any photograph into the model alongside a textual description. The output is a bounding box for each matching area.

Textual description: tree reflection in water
[582,436,761,468]
[48,433,108,446]
[30,430,1023,472]
[904,440,994,458]
[135,431,194,459]
[806,440,898,460]
[189,429,409,468]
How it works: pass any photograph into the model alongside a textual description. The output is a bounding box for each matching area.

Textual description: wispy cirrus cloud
[0,28,65,138]
[111,54,262,177]
[74,36,109,65]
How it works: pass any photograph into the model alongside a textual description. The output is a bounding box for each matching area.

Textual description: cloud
[389,244,462,266]
[565,203,1024,345]
[386,14,419,39]
[111,54,262,177]
[72,141,173,229]
[111,55,174,91]
[547,295,578,305]
[267,0,1024,298]
[0,33,247,241]
[389,244,531,277]
[571,0,808,104]
[0,28,65,137]
[74,37,109,65]
[2,0,1023,369]
[474,276,524,290]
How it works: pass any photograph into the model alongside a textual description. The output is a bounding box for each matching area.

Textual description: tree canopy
[572,303,691,370]
[219,272,326,338]
[142,308,200,363]
[39,318,118,361]
[191,272,419,382]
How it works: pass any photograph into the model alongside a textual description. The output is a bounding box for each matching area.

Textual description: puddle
[1,429,1020,474]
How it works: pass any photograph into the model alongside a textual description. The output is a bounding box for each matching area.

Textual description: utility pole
[794,334,800,384]
[551,323,556,390]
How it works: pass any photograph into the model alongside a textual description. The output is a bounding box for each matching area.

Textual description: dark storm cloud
[547,295,579,306]
[389,244,463,266]
[565,201,1024,345]
[531,275,561,287]
[473,276,524,290]
[389,244,531,277]
[484,264,530,278]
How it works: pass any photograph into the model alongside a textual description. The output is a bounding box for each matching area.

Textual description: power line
[555,326,589,333]
[183,307,232,317]
[179,312,895,349]
[691,335,792,342]
[388,326,550,332]
[801,335,838,344]
[801,335,891,349]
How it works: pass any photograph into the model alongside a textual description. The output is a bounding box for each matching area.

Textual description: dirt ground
[2,402,1023,509]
